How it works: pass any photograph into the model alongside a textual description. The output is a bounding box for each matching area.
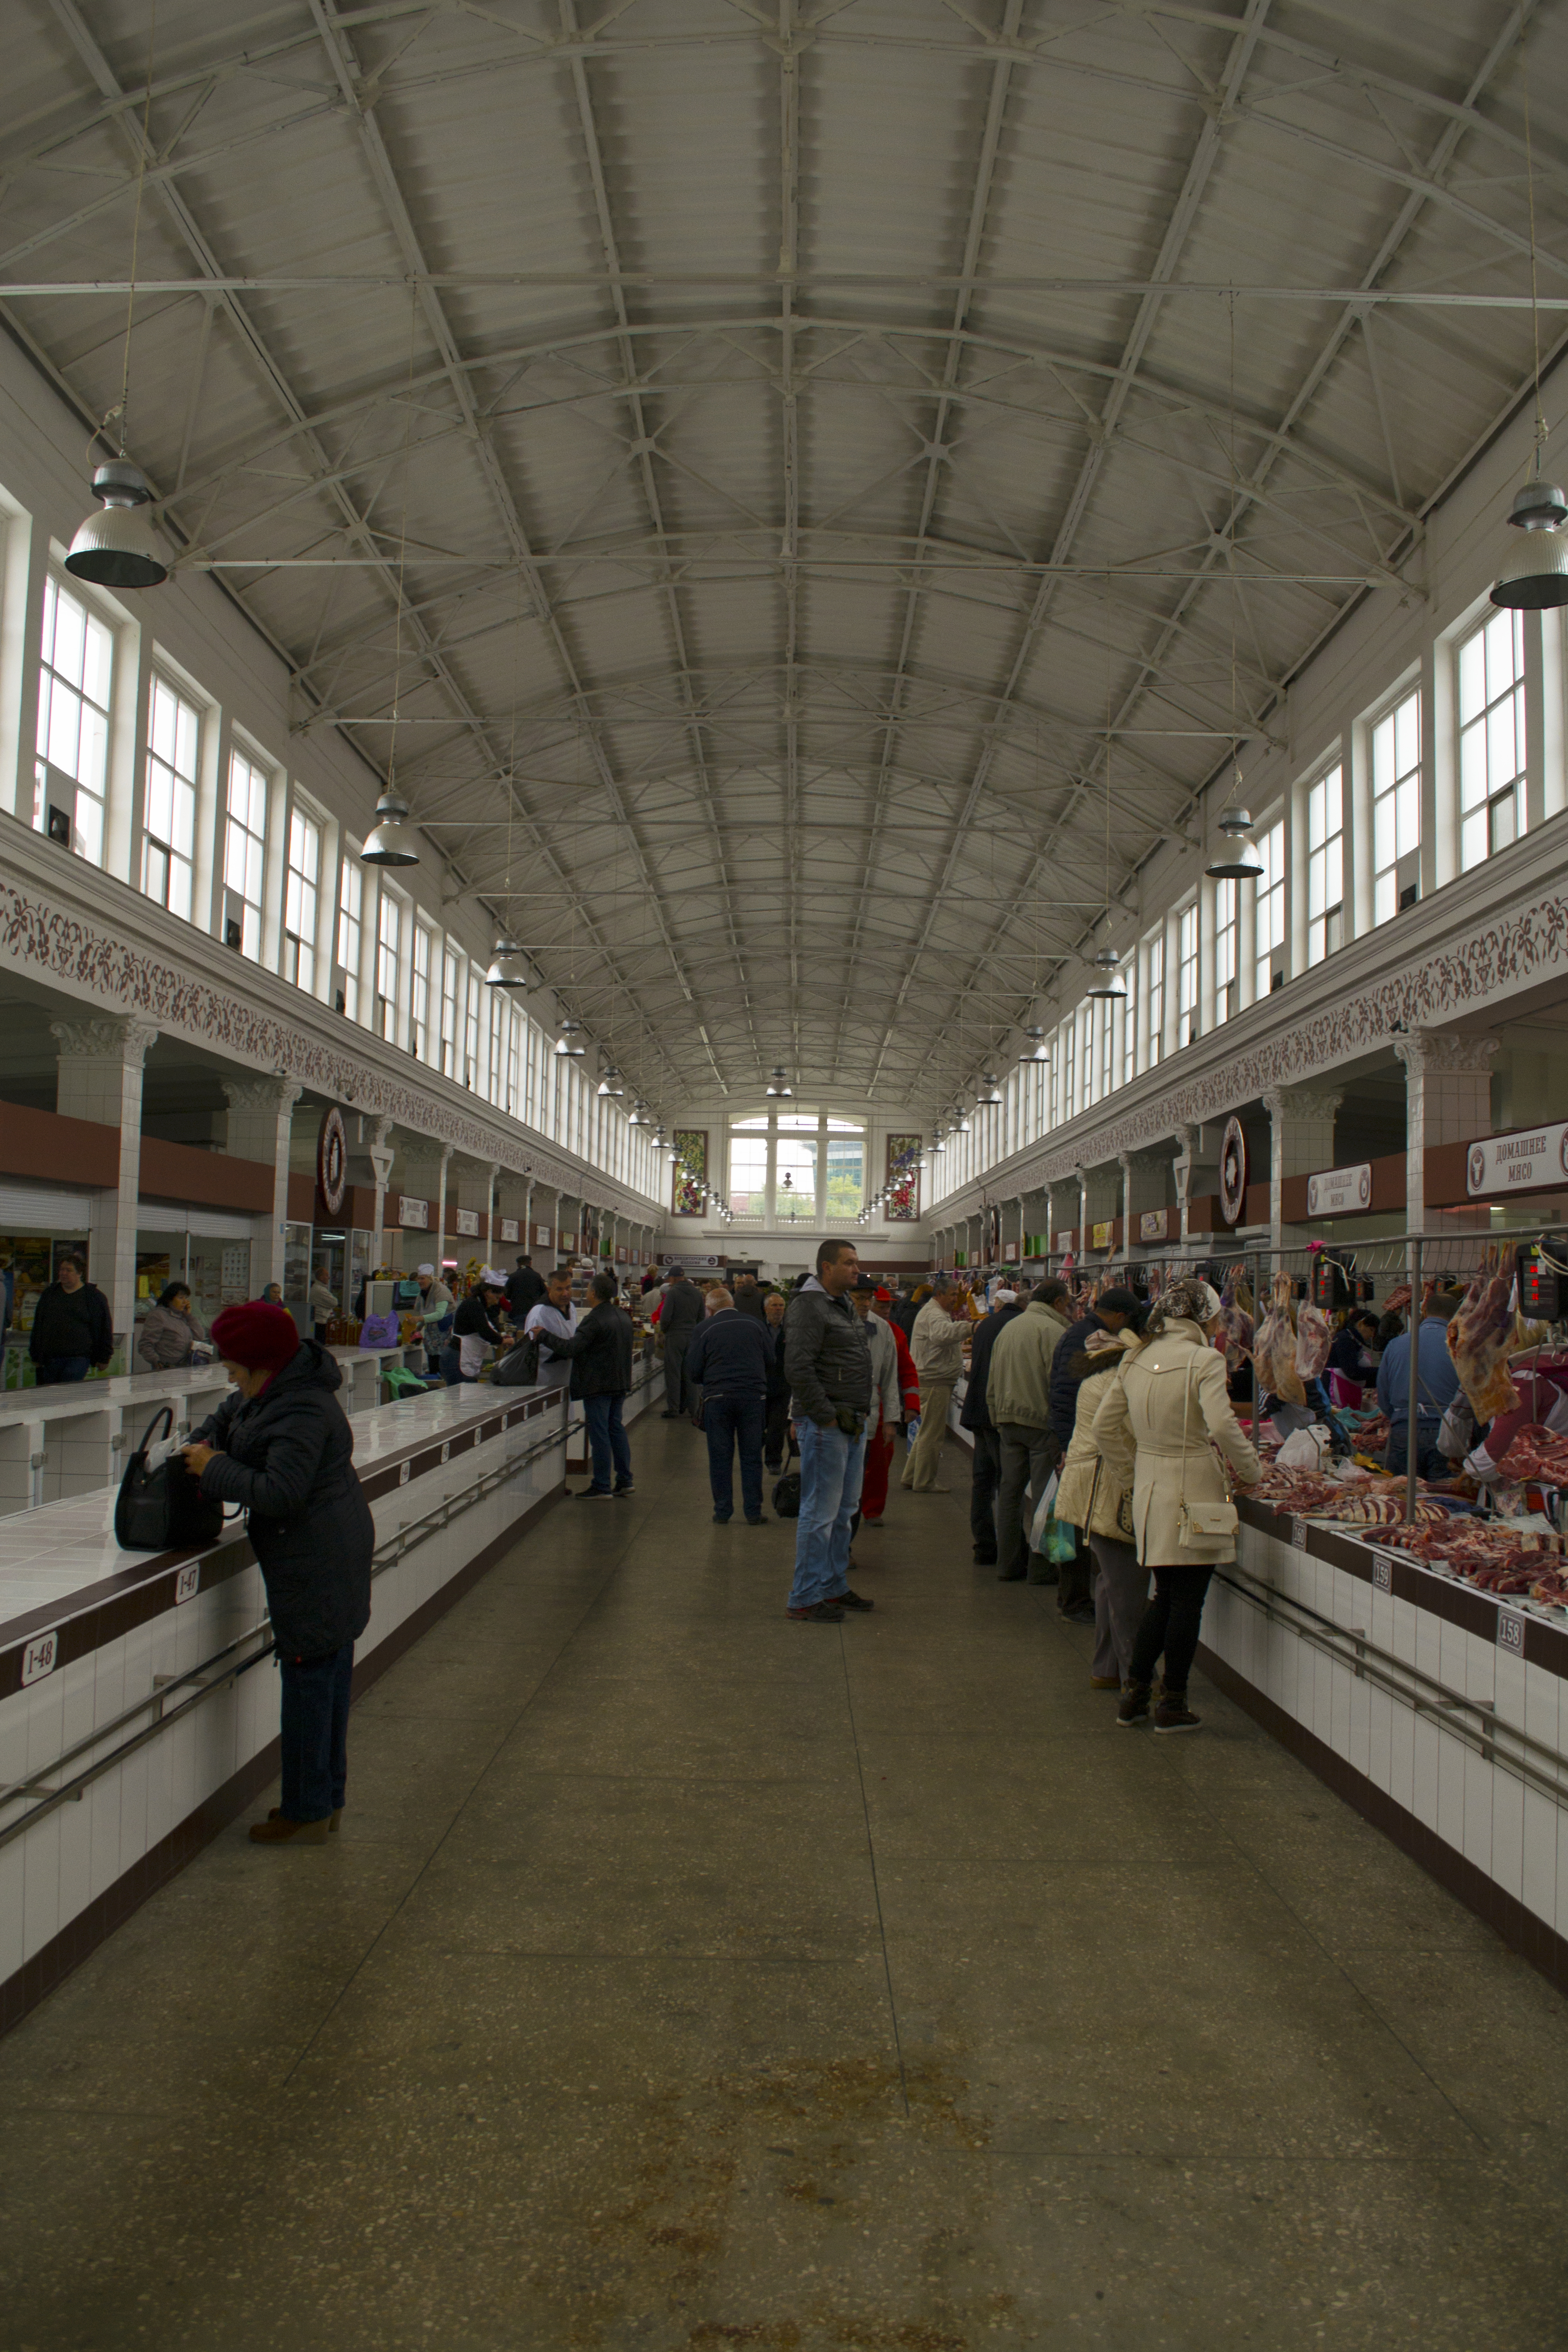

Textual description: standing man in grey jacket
[782,1239,875,1623]
[988,1278,1076,1597]
[657,1265,704,1417]
[902,1275,970,1493]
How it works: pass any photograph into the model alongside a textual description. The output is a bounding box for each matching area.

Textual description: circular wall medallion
[317,1105,348,1216]
[1358,1166,1371,1207]
[1468,1143,1487,1195]
[1218,1115,1247,1227]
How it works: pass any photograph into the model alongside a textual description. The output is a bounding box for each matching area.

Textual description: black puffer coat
[782,1279,872,1427]
[191,1343,374,1661]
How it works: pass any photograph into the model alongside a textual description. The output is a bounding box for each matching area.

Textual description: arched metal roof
[3,0,1563,1118]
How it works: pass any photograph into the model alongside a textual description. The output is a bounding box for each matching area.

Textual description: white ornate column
[1260,1086,1343,1252]
[1392,1032,1499,1235]
[51,1017,158,1350]
[221,1075,303,1293]
[367,1116,395,1260]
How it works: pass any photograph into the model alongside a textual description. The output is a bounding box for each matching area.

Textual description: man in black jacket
[554,1272,635,1499]
[782,1239,874,1623]
[960,1281,1029,1565]
[1048,1287,1139,1449]
[657,1265,704,1416]
[29,1253,114,1384]
[763,1289,790,1469]
[687,1285,775,1524]
[505,1254,546,1320]
[732,1271,768,1322]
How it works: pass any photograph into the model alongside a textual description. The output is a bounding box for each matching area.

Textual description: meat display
[1490,1422,1568,1484]
[1218,1264,1254,1377]
[1255,1272,1305,1405]
[1295,1298,1332,1381]
[1448,1247,1522,1421]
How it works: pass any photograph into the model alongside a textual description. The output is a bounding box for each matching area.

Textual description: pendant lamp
[361,789,420,867]
[484,935,529,989]
[65,460,168,590]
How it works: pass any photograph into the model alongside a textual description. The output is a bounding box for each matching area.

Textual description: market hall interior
[3,1420,1566,2352]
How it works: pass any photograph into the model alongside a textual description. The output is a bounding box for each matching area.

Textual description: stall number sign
[1139,1209,1168,1242]
[399,1196,430,1229]
[1055,1230,1074,1253]
[175,1563,201,1605]
[1497,1610,1525,1654]
[1306,1164,1372,1217]
[1091,1221,1114,1250]
[534,1224,551,1247]
[1466,1121,1568,1197]
[498,1218,520,1244]
[20,1630,58,1685]
[454,1209,479,1236]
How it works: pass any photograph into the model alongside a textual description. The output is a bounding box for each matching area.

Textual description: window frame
[1305,762,1344,967]
[1370,684,1422,921]
[140,669,203,922]
[1457,606,1526,871]
[223,742,270,959]
[282,798,323,993]
[35,570,115,866]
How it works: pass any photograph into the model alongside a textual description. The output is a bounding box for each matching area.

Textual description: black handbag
[114,1406,226,1551]
[772,1469,801,1519]
[494,1334,541,1387]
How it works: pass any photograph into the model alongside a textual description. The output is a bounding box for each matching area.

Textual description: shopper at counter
[307,1263,338,1344]
[988,1277,1071,1589]
[560,1272,635,1500]
[1094,1278,1261,1734]
[180,1301,373,1846]
[135,1281,205,1373]
[1054,1327,1145,1689]
[443,1270,507,1385]
[29,1253,114,1385]
[959,1281,1028,1565]
[525,1267,581,1376]
[414,1262,454,1375]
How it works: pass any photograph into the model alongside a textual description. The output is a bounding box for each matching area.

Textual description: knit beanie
[210,1301,303,1377]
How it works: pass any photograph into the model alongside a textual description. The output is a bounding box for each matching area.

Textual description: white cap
[415,1262,435,1277]
[994,1288,1017,1304]
[479,1266,506,1286]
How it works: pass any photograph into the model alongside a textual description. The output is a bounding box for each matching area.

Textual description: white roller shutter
[0,1180,94,1232]
[136,1202,260,1241]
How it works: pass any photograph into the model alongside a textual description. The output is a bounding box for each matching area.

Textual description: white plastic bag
[1276,1424,1332,1471]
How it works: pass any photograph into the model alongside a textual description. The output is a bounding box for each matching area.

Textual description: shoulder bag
[114,1406,226,1552]
[1175,1353,1238,1549]
[494,1332,541,1387]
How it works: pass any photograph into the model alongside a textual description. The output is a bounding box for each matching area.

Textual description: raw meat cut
[1448,1247,1522,1421]
[1295,1299,1332,1381]
[1255,1272,1305,1406]
[1490,1423,1568,1483]
[1218,1264,1254,1376]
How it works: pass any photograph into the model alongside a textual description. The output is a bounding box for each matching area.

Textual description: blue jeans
[583,1392,633,1491]
[788,1419,866,1608]
[704,1390,766,1520]
[278,1641,353,1822]
[1385,1414,1448,1481]
[35,1355,90,1385]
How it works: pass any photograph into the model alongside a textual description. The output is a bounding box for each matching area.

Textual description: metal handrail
[0,1412,575,1850]
[1214,1556,1568,1809]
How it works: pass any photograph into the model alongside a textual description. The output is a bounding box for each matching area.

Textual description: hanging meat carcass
[1296,1296,1332,1381]
[1255,1271,1306,1406]
[1218,1263,1254,1374]
[1448,1246,1523,1422]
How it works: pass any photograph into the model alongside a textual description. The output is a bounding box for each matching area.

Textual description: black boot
[1155,1687,1202,1733]
[1116,1680,1152,1727]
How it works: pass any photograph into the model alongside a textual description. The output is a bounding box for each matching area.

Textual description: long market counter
[0,1358,659,2035]
[0,1345,421,1517]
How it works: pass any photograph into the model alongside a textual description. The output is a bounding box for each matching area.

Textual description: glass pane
[1459,718,1487,810]
[54,591,85,689]
[45,681,81,779]
[150,680,176,764]
[172,777,195,859]
[1373,794,1395,874]
[1374,869,1395,925]
[1395,773,1418,855]
[1324,766,1342,829]
[1371,714,1392,794]
[1460,806,1486,871]
[174,698,199,780]
[145,762,174,843]
[1490,788,1517,853]
[78,702,107,795]
[1486,696,1515,789]
[1394,693,1419,778]
[1325,838,1342,906]
[1307,845,1325,919]
[75,793,103,865]
[83,612,112,709]
[1458,629,1486,724]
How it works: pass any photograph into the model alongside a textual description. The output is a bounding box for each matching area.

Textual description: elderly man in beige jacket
[901,1275,970,1493]
[986,1277,1073,1591]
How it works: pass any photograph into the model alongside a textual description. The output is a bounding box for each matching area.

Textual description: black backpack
[772,1468,801,1519]
[115,1406,226,1551]
[493,1333,541,1387]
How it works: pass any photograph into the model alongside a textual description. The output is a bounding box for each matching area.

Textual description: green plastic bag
[1043,1509,1077,1565]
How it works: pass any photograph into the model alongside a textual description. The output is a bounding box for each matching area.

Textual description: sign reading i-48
[21,1631,59,1685]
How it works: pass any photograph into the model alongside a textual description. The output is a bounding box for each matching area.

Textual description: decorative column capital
[50,1016,158,1069]
[1260,1085,1343,1122]
[1391,1030,1500,1077]
[220,1075,303,1117]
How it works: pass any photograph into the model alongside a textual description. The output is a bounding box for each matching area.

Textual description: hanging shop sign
[534,1223,551,1248]
[1138,1209,1169,1242]
[1092,1221,1114,1250]
[317,1106,347,1217]
[1218,1116,1248,1228]
[498,1217,520,1244]
[1465,1121,1568,1197]
[399,1196,429,1229]
[1055,1229,1075,1253]
[1306,1163,1373,1217]
[454,1208,479,1237]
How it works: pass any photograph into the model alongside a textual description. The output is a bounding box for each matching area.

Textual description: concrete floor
[3,1418,1567,2349]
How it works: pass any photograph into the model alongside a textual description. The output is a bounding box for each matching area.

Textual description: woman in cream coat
[1054,1327,1145,1691]
[1091,1278,1260,1733]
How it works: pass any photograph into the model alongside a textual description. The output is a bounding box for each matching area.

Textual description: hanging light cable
[1087,677,1126,1000]
[1493,16,1568,609]
[67,8,168,590]
[1207,289,1264,880]
[363,286,422,867]
[487,569,529,986]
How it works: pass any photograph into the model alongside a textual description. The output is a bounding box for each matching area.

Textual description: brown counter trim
[0,1384,572,1696]
[1196,1640,1568,1998]
[0,1478,565,2041]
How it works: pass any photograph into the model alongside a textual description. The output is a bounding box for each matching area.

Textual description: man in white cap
[525,1264,580,1373]
[414,1261,453,1377]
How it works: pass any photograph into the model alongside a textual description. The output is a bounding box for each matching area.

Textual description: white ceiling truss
[4,0,1566,1119]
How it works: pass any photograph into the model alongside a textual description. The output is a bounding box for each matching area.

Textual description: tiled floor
[1,1417,1566,2348]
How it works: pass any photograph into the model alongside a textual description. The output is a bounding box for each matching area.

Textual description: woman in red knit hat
[180,1301,375,1845]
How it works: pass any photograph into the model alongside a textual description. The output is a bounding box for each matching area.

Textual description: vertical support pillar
[220,1076,303,1293]
[51,1017,157,1352]
[1260,1086,1343,1255]
[368,1116,395,1260]
[1391,1033,1498,1236]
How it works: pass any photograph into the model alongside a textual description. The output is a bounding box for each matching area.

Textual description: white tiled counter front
[1200,1500,1568,1991]
[0,1347,419,1518]
[0,1360,658,2031]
